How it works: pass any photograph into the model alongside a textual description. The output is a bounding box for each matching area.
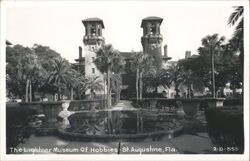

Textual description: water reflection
[67,110,181,135]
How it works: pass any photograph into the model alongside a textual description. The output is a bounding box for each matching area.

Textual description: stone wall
[7,99,108,128]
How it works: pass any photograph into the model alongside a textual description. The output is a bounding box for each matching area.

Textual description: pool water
[67,110,182,135]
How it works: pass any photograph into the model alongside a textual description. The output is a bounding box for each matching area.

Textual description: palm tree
[199,34,225,97]
[143,67,169,93]
[48,57,77,100]
[80,75,103,100]
[228,6,243,47]
[228,6,244,90]
[166,63,184,98]
[94,44,124,108]
[66,69,80,100]
[179,69,204,98]
[110,73,122,103]
[132,52,149,99]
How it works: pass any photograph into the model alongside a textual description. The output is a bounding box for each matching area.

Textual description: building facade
[76,17,173,98]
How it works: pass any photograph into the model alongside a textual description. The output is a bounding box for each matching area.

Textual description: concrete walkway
[15,133,214,154]
[111,100,137,111]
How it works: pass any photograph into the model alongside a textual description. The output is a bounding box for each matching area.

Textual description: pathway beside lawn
[111,100,137,111]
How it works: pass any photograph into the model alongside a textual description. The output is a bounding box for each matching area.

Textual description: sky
[5,1,238,63]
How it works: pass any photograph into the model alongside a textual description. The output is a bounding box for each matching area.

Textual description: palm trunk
[175,87,179,98]
[211,49,216,98]
[107,69,111,108]
[25,79,30,102]
[103,78,107,108]
[186,84,190,98]
[155,87,158,93]
[32,84,35,101]
[139,71,143,99]
[70,87,74,100]
[29,81,32,102]
[118,90,121,101]
[220,88,224,97]
[136,68,139,99]
[137,111,140,133]
[116,92,119,104]
[58,86,61,101]
[91,90,94,100]
[140,116,143,132]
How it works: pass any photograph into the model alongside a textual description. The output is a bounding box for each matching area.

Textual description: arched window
[90,25,96,36]
[150,25,156,34]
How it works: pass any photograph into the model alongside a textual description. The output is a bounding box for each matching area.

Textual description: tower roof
[82,17,105,28]
[141,16,163,27]
[6,40,12,45]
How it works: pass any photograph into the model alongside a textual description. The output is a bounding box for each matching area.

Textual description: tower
[82,17,105,95]
[141,16,163,68]
[82,17,105,76]
[162,44,172,69]
[185,51,191,59]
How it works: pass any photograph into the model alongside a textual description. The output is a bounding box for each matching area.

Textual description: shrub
[204,107,244,153]
[143,92,164,98]
[6,105,37,154]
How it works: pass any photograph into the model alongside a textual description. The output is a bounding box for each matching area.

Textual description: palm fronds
[228,6,243,26]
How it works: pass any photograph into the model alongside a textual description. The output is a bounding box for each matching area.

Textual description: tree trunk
[136,68,139,99]
[32,84,35,101]
[25,79,29,102]
[220,88,224,97]
[103,78,107,108]
[70,87,74,100]
[107,69,111,108]
[211,49,216,98]
[118,91,121,101]
[140,116,143,132]
[175,87,179,98]
[29,81,32,102]
[137,111,139,133]
[155,87,158,93]
[139,71,143,99]
[187,85,190,98]
[58,86,61,101]
[115,92,119,104]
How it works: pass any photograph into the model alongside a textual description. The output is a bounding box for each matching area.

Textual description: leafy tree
[6,45,46,101]
[32,44,67,98]
[180,33,242,97]
[32,44,59,71]
[23,53,46,102]
[6,44,81,101]
[6,45,31,99]
[94,44,124,108]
